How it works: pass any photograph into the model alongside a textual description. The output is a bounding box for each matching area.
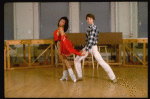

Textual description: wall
[69,2,79,33]
[138,2,148,38]
[8,2,147,61]
[110,2,116,32]
[4,3,14,40]
[33,3,40,39]
[79,2,111,33]
[13,2,139,40]
[111,2,147,60]
[14,3,33,40]
[40,2,69,39]
[12,2,40,59]
[132,2,138,38]
[111,2,138,38]
[14,2,39,40]
[118,2,130,38]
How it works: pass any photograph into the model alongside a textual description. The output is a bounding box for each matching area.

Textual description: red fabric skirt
[60,35,82,56]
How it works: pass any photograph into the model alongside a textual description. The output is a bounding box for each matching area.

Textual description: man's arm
[85,27,97,52]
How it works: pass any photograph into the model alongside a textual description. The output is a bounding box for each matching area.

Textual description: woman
[54,17,82,82]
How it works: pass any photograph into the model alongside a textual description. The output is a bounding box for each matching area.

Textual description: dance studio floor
[4,65,148,98]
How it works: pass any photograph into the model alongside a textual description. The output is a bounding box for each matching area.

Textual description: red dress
[54,29,82,56]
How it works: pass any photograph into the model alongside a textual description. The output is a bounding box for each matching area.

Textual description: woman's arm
[59,27,65,36]
[59,27,82,56]
[61,35,82,56]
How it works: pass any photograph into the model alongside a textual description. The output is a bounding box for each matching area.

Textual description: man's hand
[81,50,87,56]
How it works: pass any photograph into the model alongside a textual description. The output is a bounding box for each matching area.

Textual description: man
[74,14,117,83]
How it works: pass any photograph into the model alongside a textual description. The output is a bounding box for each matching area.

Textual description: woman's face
[59,19,65,27]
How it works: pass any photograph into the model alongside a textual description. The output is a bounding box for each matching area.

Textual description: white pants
[74,45,116,80]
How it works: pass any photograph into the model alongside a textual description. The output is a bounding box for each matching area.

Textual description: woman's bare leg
[57,41,67,70]
[56,41,76,82]
[56,41,68,80]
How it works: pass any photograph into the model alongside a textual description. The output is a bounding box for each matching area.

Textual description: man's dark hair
[86,14,95,21]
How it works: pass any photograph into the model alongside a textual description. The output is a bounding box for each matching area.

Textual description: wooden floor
[4,65,148,98]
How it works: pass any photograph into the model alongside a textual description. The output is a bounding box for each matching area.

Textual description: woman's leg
[56,42,68,80]
[63,58,76,82]
[57,42,67,69]
[57,41,76,82]
[57,41,72,69]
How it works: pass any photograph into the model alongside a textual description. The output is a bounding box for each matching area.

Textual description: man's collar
[89,23,94,28]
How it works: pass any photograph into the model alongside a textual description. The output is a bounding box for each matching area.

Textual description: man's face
[87,17,94,25]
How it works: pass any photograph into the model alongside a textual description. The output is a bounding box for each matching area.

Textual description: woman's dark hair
[58,17,69,32]
[86,14,95,21]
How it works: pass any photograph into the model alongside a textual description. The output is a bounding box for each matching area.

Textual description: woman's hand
[81,50,87,56]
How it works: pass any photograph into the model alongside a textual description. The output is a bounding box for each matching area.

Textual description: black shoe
[76,77,83,81]
[112,79,117,84]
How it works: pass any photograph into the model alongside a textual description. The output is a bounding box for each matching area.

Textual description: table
[97,33,123,66]
[65,32,123,66]
[123,38,148,67]
[4,41,6,70]
[5,39,54,70]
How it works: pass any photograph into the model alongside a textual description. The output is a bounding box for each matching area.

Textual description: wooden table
[123,38,148,67]
[5,39,54,70]
[65,32,123,66]
[4,41,7,70]
[97,33,123,66]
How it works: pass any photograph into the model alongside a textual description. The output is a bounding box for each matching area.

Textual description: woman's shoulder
[54,28,59,32]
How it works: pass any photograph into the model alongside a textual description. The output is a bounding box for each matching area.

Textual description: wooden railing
[4,39,54,70]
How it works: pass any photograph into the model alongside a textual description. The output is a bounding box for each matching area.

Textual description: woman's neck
[59,26,64,28]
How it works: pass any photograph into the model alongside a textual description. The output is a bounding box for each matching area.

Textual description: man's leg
[74,47,89,78]
[92,46,116,81]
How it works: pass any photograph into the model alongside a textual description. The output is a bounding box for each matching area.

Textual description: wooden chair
[97,46,108,69]
[82,52,94,69]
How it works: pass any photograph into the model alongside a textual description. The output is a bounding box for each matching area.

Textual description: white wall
[14,3,33,40]
[114,2,138,38]
[69,2,79,33]
[118,2,130,38]
[14,2,138,39]
[110,2,116,32]
[132,2,138,38]
[13,2,39,57]
[14,2,39,40]
[33,2,40,39]
[13,2,142,57]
